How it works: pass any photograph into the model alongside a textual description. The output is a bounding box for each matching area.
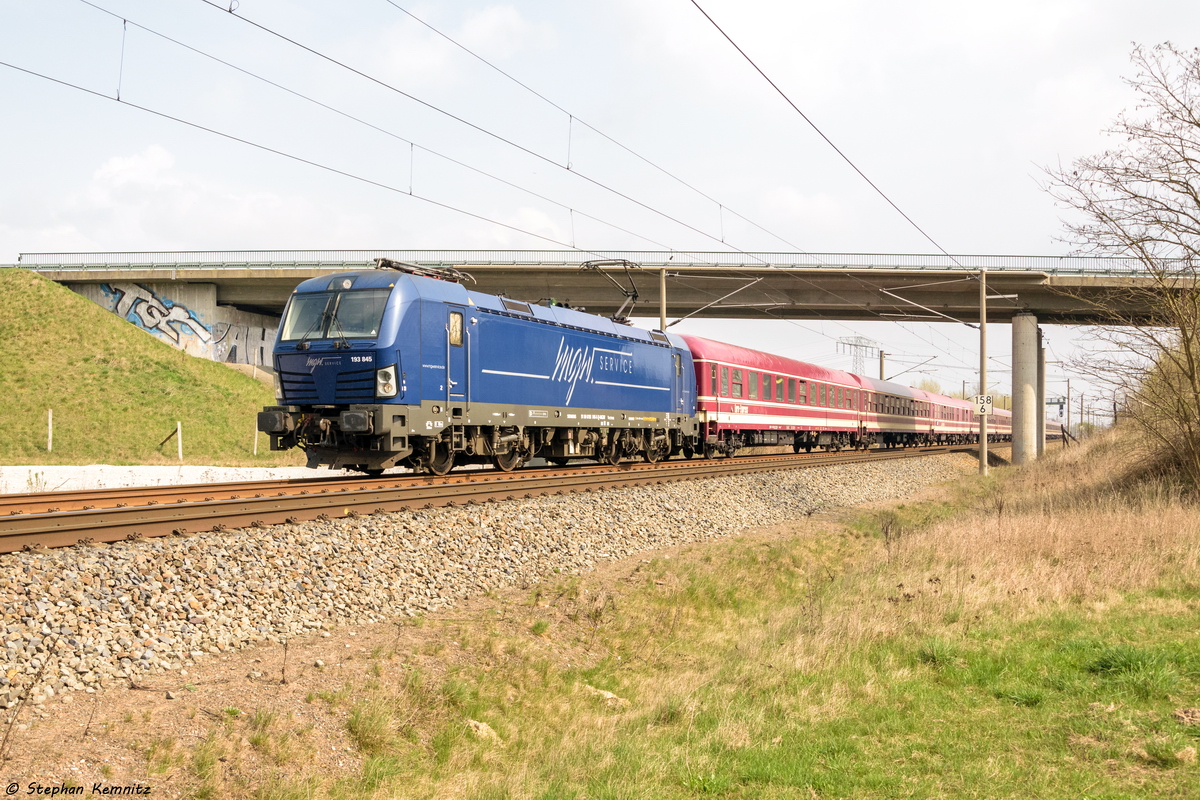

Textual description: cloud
[0,145,390,259]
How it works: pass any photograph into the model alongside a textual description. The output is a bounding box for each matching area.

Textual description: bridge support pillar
[1012,313,1039,465]
[1037,332,1046,458]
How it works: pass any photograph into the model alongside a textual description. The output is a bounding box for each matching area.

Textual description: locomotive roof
[291,269,689,350]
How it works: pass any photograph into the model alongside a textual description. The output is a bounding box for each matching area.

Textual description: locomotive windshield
[280,288,391,341]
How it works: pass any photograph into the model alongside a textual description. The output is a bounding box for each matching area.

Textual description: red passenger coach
[680,335,864,456]
[680,335,1015,457]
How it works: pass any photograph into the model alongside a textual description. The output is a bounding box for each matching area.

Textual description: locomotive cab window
[280,288,392,341]
[448,312,464,347]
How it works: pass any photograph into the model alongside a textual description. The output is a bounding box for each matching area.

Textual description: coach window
[788,378,797,403]
[819,384,827,406]
[732,369,743,398]
[798,380,808,404]
[721,367,730,397]
[709,364,718,395]
[749,371,759,399]
[449,312,464,346]
[849,390,855,410]
[762,373,773,400]
[775,376,785,401]
[838,387,845,409]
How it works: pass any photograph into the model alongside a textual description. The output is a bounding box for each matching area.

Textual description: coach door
[446,306,467,412]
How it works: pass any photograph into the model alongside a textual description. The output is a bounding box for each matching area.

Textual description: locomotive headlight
[273,371,284,403]
[376,365,398,398]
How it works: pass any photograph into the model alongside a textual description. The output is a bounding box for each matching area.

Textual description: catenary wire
[189,0,980,367]
[376,0,993,367]
[193,0,779,268]
[0,60,618,260]
[71,0,683,254]
[379,0,825,258]
[60,2,983,378]
[687,0,1021,309]
[372,0,995,360]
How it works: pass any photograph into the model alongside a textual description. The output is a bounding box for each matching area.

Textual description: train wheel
[645,440,670,463]
[604,442,622,466]
[682,442,695,459]
[703,443,719,459]
[494,450,524,472]
[427,447,455,476]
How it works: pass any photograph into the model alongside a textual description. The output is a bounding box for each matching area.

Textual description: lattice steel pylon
[837,336,880,375]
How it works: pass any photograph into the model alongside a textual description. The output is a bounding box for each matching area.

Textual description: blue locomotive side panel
[467,311,679,413]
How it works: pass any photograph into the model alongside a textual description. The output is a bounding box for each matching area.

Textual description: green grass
[0,269,302,466]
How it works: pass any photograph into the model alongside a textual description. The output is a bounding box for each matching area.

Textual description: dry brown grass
[714,430,1200,681]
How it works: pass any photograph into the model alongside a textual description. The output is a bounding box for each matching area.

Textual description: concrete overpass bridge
[15,249,1165,325]
[10,249,1175,466]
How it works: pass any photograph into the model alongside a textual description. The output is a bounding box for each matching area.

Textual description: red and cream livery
[681,335,1013,457]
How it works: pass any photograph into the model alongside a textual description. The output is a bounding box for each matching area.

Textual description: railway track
[0,444,980,554]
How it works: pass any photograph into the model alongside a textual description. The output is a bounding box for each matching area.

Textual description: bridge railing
[13,249,1157,276]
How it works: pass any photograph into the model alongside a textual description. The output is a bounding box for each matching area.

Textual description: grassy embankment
[0,268,303,467]
[169,431,1200,798]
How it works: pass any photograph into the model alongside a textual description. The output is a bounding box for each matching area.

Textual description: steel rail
[0,445,977,554]
[0,445,951,516]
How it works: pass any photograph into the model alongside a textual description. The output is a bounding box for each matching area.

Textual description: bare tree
[1045,42,1200,485]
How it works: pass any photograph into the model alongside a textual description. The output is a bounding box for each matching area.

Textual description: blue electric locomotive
[257,259,699,474]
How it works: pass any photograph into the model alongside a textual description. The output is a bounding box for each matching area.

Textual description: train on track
[257,260,1017,475]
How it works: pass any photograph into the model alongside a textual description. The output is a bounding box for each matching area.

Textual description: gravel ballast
[0,455,974,708]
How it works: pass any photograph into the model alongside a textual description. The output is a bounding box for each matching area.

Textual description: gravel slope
[0,454,975,711]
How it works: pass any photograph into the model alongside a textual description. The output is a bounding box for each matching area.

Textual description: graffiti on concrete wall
[101,283,212,346]
[213,322,275,365]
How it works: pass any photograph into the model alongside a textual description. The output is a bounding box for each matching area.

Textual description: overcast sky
[4,0,1194,415]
